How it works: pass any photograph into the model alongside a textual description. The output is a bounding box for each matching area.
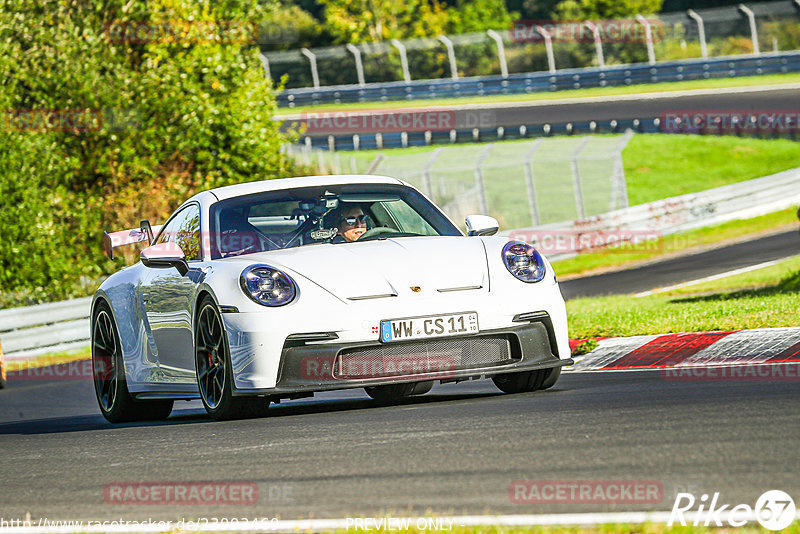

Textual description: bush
[0,0,298,307]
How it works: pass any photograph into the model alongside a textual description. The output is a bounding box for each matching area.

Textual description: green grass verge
[275,72,800,115]
[553,208,799,278]
[347,134,800,210]
[622,135,800,206]
[346,135,800,272]
[4,347,90,372]
[567,255,800,338]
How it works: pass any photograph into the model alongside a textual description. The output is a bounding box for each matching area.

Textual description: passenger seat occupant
[219,209,261,256]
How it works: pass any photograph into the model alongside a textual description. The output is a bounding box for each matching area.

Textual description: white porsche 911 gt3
[92,175,571,422]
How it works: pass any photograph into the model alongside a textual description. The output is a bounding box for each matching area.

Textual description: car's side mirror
[465,215,499,236]
[141,242,189,276]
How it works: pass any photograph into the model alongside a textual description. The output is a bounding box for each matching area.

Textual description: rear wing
[103,221,163,260]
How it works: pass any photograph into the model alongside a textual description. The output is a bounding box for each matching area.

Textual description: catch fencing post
[610,130,634,209]
[345,44,366,86]
[536,26,556,73]
[523,139,544,226]
[258,52,272,80]
[366,154,385,174]
[391,39,412,83]
[687,9,708,59]
[422,148,444,199]
[487,30,508,77]
[300,48,320,89]
[738,4,760,55]
[584,21,605,67]
[570,137,590,219]
[438,35,459,80]
[635,15,656,65]
[474,144,494,215]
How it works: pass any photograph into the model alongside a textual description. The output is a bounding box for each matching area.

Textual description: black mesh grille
[334,334,513,379]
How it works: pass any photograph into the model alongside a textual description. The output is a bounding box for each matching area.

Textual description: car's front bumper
[233,314,571,396]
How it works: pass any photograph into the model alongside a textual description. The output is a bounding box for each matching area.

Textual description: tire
[92,301,173,423]
[492,366,560,394]
[195,296,269,421]
[539,366,561,390]
[365,380,433,401]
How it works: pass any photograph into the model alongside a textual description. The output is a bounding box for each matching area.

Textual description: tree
[554,0,663,20]
[0,0,296,306]
[320,0,450,43]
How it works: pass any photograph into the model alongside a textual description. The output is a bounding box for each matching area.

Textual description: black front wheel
[92,302,173,423]
[492,366,560,394]
[195,296,269,420]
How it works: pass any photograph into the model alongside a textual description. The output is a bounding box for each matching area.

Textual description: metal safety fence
[289,132,634,229]
[0,297,91,360]
[265,0,800,102]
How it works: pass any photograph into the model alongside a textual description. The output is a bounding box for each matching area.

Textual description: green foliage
[571,339,598,355]
[447,0,516,34]
[258,2,326,49]
[554,0,662,20]
[0,0,297,307]
[320,0,450,43]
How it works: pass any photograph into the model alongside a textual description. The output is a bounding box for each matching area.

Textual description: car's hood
[246,236,489,301]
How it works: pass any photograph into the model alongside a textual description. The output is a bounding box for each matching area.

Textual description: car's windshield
[209,184,461,259]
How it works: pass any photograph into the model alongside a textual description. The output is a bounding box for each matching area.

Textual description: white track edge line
[2,511,798,533]
[634,259,782,297]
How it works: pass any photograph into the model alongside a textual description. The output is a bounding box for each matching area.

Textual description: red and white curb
[567,327,800,372]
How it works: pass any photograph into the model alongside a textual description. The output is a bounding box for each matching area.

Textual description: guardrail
[506,166,800,260]
[278,52,800,108]
[0,297,92,360]
[292,117,735,152]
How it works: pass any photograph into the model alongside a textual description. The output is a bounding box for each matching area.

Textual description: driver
[336,205,368,242]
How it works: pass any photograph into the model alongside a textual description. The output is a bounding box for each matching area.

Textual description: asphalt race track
[1,368,799,521]
[561,229,800,299]
[279,85,800,133]
[1,192,798,525]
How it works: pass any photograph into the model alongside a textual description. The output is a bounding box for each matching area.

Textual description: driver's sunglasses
[343,214,367,226]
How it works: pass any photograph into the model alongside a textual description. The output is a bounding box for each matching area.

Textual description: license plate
[380,312,479,342]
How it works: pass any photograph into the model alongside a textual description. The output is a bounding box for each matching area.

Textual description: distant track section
[282,84,800,150]
[278,52,800,108]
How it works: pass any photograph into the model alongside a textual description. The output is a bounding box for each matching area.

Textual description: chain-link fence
[286,132,633,228]
[264,1,800,89]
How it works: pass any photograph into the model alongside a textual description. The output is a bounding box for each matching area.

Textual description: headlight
[502,241,546,283]
[240,265,297,307]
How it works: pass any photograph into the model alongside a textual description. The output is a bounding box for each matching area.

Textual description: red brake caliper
[208,353,213,368]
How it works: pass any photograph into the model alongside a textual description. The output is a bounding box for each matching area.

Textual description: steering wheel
[357,226,401,241]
